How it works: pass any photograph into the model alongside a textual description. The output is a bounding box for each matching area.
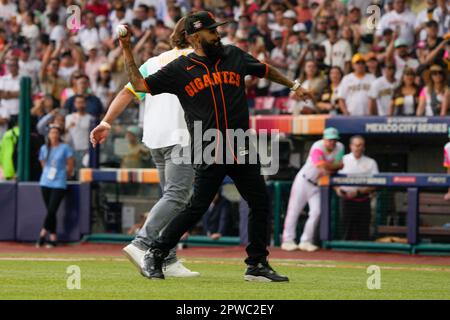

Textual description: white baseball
[116,24,128,37]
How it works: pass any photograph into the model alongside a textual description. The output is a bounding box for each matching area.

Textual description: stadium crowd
[0,0,448,181]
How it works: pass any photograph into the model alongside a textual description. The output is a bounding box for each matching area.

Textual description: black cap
[185,11,228,35]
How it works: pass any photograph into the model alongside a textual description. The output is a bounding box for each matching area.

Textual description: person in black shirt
[118,11,312,282]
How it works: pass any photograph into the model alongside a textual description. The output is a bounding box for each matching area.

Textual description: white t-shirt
[78,28,101,53]
[322,39,352,71]
[65,113,94,151]
[337,73,376,116]
[19,59,41,93]
[125,48,193,149]
[339,153,379,193]
[49,25,66,43]
[0,74,20,116]
[415,6,449,41]
[376,9,416,46]
[0,2,17,20]
[21,24,40,41]
[368,76,398,116]
[394,55,419,80]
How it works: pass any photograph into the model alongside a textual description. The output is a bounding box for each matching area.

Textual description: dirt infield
[1,242,449,266]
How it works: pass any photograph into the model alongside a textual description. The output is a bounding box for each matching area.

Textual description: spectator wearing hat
[322,21,353,74]
[267,30,290,97]
[415,0,448,42]
[121,125,150,169]
[282,127,344,252]
[65,95,95,175]
[368,62,398,116]
[386,36,420,80]
[388,68,419,116]
[336,135,379,241]
[337,54,376,116]
[286,22,311,79]
[376,0,416,47]
[316,66,343,115]
[36,123,74,248]
[0,57,21,116]
[0,0,17,21]
[282,9,298,35]
[417,64,449,116]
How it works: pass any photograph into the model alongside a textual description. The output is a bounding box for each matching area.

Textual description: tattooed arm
[118,27,149,93]
[265,65,314,100]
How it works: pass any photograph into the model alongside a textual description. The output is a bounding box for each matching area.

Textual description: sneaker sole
[122,247,146,277]
[164,271,200,278]
[244,275,289,282]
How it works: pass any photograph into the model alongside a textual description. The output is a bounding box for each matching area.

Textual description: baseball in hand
[116,24,128,37]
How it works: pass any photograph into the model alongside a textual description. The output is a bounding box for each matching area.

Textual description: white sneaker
[163,260,200,278]
[281,241,298,251]
[123,243,145,276]
[298,242,319,252]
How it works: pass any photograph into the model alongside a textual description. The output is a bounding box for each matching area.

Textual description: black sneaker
[142,248,166,280]
[244,262,289,282]
[36,236,46,248]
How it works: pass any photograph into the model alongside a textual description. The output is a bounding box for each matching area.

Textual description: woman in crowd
[388,68,420,116]
[288,59,325,114]
[416,65,449,116]
[93,64,116,111]
[36,124,74,248]
[316,66,343,114]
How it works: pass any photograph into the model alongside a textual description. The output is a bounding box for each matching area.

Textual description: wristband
[100,121,111,129]
[290,79,301,92]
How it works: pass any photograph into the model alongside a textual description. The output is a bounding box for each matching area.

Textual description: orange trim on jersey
[215,59,239,164]
[189,57,221,163]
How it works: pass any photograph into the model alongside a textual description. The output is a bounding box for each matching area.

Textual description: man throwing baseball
[119,11,313,282]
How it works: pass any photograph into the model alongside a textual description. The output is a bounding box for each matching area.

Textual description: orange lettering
[190,82,198,93]
[203,74,212,88]
[185,85,194,97]
[223,71,230,84]
[213,72,222,85]
[194,78,204,90]
[229,72,236,86]
[235,73,240,87]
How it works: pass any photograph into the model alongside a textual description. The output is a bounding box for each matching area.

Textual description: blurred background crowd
[0,0,448,182]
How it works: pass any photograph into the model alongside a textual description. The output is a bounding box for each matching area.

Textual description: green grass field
[1,253,450,300]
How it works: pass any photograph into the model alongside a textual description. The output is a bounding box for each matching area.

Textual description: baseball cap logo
[194,20,202,29]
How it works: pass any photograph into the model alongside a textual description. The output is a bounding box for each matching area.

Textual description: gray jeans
[132,145,193,265]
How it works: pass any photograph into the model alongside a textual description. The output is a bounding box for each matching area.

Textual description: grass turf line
[0,256,449,300]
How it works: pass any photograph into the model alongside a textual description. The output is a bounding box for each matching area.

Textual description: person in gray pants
[90,18,199,277]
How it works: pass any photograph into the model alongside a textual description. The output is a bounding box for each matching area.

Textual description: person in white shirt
[47,12,66,44]
[336,136,379,240]
[415,0,448,42]
[322,21,352,74]
[0,0,17,21]
[90,18,199,278]
[368,63,398,116]
[78,11,100,54]
[65,95,94,175]
[268,31,289,97]
[376,0,416,47]
[386,37,420,80]
[337,54,376,116]
[18,46,41,94]
[0,58,21,116]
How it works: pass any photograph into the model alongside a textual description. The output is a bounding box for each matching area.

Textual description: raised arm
[118,27,149,93]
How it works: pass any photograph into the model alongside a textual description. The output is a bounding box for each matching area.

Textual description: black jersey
[143,45,269,166]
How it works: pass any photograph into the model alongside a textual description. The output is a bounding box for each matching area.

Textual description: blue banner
[326,116,450,135]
